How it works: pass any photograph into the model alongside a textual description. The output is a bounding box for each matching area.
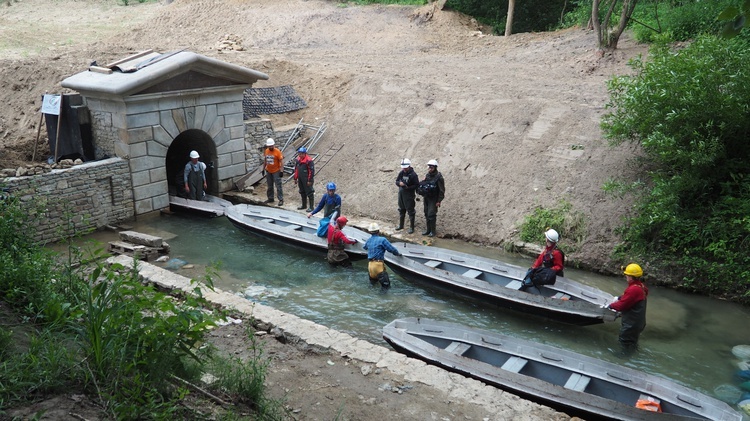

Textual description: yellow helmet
[623,263,643,278]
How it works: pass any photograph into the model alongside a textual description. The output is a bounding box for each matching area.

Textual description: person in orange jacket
[262,138,284,206]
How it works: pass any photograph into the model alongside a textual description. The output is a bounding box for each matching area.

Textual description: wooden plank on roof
[105,49,154,68]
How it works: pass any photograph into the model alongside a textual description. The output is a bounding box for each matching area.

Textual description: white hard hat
[401,158,411,168]
[265,138,275,147]
[427,159,438,167]
[545,229,559,243]
[189,150,199,159]
[367,222,380,233]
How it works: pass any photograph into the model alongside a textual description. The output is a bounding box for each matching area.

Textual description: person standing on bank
[363,223,401,289]
[418,159,445,237]
[607,263,649,353]
[262,138,284,206]
[327,216,358,267]
[184,150,208,201]
[395,158,419,234]
[293,146,315,212]
[307,182,341,219]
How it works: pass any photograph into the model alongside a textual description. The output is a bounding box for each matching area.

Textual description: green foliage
[0,329,81,408]
[519,200,586,251]
[602,35,750,301]
[630,0,735,43]
[75,261,217,418]
[207,330,285,419]
[0,196,277,417]
[718,0,750,37]
[446,0,569,34]
[346,0,427,4]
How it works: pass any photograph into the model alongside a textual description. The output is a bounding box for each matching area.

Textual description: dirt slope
[0,0,649,271]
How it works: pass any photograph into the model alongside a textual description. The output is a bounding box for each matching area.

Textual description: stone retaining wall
[1,158,133,243]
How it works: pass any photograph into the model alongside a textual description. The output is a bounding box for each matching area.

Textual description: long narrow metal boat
[224,203,370,259]
[386,242,617,325]
[383,318,742,421]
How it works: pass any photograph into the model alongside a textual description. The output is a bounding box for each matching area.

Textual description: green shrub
[519,200,586,252]
[603,35,750,300]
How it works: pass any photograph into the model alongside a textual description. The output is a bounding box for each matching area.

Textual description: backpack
[416,179,438,197]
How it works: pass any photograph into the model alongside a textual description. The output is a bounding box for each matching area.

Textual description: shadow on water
[58,211,750,405]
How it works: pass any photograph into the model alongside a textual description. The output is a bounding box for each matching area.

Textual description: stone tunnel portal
[166,129,218,198]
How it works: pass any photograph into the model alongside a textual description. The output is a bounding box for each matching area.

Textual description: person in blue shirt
[363,223,401,289]
[307,182,341,219]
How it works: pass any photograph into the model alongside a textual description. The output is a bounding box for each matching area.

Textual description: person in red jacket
[327,216,358,267]
[607,263,649,353]
[521,229,565,292]
[293,146,315,212]
[531,228,564,276]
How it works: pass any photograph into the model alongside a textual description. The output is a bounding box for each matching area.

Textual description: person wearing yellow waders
[607,263,649,354]
[362,223,401,289]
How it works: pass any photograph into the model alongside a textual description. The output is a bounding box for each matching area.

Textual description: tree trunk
[592,0,638,50]
[505,0,516,37]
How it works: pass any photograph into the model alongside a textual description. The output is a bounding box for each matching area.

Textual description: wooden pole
[53,95,63,163]
[32,112,44,163]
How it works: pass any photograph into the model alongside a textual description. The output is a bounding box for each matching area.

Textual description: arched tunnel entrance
[166,129,219,198]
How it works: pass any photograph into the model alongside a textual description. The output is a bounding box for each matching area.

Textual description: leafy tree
[602,36,750,301]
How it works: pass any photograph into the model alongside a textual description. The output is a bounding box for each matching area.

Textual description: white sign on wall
[41,94,62,115]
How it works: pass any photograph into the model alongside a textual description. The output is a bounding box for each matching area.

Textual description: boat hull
[224,204,370,260]
[383,318,741,421]
[385,242,617,326]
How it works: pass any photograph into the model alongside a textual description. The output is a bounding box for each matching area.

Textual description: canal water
[70,211,750,408]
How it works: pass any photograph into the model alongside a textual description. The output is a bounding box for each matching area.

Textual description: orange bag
[635,397,662,413]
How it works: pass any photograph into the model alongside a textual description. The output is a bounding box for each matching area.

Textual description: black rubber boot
[422,224,431,236]
[427,220,436,237]
[395,214,405,231]
[297,195,307,210]
[306,194,314,212]
[408,215,415,234]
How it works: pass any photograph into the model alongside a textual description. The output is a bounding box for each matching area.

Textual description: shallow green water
[70,211,750,408]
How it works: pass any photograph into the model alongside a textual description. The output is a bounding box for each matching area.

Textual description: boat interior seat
[260,218,275,223]
[445,341,471,356]
[284,224,303,231]
[506,280,523,290]
[553,292,571,300]
[564,373,591,392]
[462,269,482,279]
[501,356,528,373]
[424,260,442,269]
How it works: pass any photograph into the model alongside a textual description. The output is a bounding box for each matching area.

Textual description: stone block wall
[86,87,247,214]
[1,158,134,243]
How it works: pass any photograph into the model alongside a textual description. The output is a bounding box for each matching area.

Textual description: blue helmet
[326,182,336,190]
[297,147,307,153]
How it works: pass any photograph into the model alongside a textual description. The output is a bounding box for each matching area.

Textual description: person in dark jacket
[395,158,419,233]
[293,147,315,212]
[607,263,649,353]
[418,159,445,237]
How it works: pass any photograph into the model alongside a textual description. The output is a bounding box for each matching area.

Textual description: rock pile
[215,34,244,51]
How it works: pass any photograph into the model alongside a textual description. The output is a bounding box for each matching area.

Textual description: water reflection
[63,211,750,403]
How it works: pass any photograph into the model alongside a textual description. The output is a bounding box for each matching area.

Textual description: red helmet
[337,216,348,226]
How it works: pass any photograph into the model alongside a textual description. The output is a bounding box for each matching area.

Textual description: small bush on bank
[519,200,586,253]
